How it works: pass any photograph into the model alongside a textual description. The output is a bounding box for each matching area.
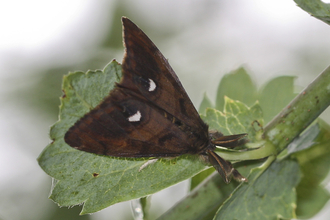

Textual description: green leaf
[215,67,257,111]
[295,0,330,26]
[158,161,263,220]
[215,159,301,220]
[296,186,330,219]
[189,167,215,191]
[292,120,330,219]
[48,206,92,220]
[258,76,297,124]
[214,70,298,126]
[198,92,214,115]
[49,61,122,140]
[202,97,263,143]
[286,123,320,155]
[38,60,255,214]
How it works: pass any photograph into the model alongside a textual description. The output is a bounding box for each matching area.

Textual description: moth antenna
[212,133,248,148]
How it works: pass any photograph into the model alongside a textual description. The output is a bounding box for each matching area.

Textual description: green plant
[38,1,330,219]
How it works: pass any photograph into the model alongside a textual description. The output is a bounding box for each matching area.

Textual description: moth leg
[232,169,247,182]
[206,149,247,183]
[138,159,159,172]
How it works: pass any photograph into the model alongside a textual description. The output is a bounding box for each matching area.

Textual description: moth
[64,17,247,183]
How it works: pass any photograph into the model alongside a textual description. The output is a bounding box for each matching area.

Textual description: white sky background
[1,0,330,219]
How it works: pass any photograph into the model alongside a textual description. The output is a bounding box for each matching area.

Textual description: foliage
[38,1,330,218]
[38,59,330,219]
[39,61,263,215]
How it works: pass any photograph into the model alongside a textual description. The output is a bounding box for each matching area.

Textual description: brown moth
[64,17,247,183]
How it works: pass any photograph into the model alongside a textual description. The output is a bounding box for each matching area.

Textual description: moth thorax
[191,133,212,154]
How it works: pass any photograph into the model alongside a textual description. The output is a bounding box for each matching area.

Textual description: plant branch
[263,66,330,153]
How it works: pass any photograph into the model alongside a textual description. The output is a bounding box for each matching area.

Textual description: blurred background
[1,0,330,219]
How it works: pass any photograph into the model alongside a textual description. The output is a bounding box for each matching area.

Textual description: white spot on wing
[128,110,142,122]
[148,78,156,92]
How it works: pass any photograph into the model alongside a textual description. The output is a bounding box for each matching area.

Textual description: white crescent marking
[148,78,156,92]
[128,110,142,122]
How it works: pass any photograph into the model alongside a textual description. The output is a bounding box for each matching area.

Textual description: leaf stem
[263,66,330,153]
[216,140,276,161]
[248,155,276,182]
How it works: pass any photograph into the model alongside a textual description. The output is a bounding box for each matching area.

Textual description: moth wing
[120,17,207,133]
[65,18,211,157]
[64,88,200,157]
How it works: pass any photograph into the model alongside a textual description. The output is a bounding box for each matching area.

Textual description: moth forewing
[64,17,248,184]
